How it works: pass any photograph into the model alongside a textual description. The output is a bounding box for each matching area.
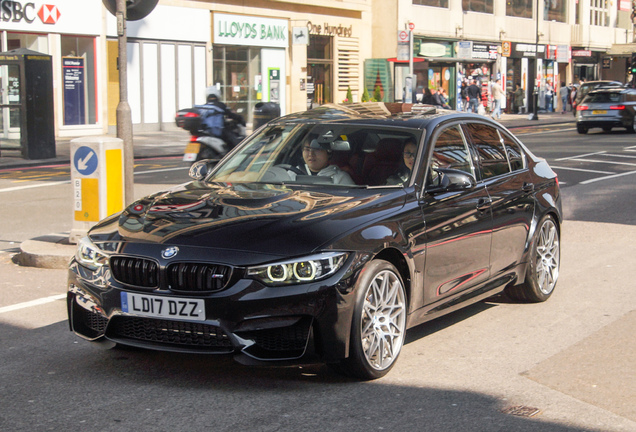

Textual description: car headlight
[75,237,110,270]
[246,252,349,286]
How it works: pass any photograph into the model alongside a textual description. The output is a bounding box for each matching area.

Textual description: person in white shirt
[490,78,504,120]
[289,139,355,185]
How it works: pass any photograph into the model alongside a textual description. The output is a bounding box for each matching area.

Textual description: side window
[464,123,510,179]
[428,125,474,186]
[499,131,525,171]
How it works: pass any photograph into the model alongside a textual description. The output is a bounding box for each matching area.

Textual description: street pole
[531,0,540,120]
[116,0,134,205]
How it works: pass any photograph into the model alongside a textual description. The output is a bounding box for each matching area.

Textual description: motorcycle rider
[197,86,246,150]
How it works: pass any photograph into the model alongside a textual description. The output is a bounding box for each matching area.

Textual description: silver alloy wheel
[360,269,406,371]
[535,219,560,295]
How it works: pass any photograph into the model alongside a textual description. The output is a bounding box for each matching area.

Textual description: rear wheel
[505,215,560,303]
[333,260,407,380]
[626,116,636,133]
[576,124,588,134]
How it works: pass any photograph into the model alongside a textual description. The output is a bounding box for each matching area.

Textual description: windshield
[207,123,422,187]
[585,92,622,103]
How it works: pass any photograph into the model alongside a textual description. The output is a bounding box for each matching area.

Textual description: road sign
[408,22,415,31]
[398,30,409,42]
[73,146,98,176]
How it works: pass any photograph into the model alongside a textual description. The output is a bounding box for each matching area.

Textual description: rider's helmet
[206,86,221,103]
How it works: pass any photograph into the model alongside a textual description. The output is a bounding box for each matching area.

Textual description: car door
[417,124,493,308]
[463,122,535,281]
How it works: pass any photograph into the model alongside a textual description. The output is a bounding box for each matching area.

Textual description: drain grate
[501,405,541,417]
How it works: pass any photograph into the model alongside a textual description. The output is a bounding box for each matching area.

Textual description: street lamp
[530,0,540,120]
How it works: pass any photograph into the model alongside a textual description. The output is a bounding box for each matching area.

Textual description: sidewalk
[4,111,575,269]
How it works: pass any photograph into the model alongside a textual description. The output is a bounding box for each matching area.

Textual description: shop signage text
[307,21,353,37]
[2,0,36,23]
[214,13,288,48]
[1,1,60,24]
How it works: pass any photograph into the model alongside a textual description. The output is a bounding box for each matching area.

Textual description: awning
[387,57,425,63]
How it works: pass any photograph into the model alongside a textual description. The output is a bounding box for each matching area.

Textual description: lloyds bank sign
[214,13,288,48]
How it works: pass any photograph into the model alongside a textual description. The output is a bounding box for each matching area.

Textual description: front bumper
[67,255,362,363]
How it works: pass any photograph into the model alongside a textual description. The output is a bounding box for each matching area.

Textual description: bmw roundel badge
[161,246,179,259]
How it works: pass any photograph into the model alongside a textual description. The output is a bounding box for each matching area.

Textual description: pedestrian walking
[559,82,569,114]
[466,79,481,113]
[490,78,504,120]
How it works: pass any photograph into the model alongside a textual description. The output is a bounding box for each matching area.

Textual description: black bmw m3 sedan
[68,103,561,380]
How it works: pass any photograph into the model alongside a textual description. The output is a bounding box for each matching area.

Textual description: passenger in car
[386,139,417,185]
[293,138,355,185]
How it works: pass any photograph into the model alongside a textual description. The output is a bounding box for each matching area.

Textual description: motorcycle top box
[175,108,202,134]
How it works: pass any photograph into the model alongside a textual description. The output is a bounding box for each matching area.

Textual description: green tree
[373,86,382,102]
[361,87,370,102]
[345,86,353,103]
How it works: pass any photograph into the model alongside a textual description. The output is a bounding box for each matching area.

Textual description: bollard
[69,137,125,244]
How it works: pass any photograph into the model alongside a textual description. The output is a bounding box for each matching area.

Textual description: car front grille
[110,256,158,288]
[107,316,233,351]
[167,262,231,292]
[110,256,232,293]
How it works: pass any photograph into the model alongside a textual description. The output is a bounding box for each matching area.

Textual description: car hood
[89,181,403,259]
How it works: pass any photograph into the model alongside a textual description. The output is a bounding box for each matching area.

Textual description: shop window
[61,36,97,125]
[463,0,493,14]
[506,0,533,18]
[213,46,261,125]
[308,36,333,105]
[545,0,567,23]
[413,0,448,7]
[589,0,609,26]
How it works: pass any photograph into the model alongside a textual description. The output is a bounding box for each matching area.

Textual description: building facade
[1,0,634,143]
[371,0,635,113]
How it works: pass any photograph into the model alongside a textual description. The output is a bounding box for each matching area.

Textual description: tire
[576,124,588,134]
[626,116,636,133]
[505,215,560,303]
[334,260,407,380]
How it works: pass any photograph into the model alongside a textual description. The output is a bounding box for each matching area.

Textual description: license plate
[184,142,201,154]
[121,292,205,322]
[592,110,607,115]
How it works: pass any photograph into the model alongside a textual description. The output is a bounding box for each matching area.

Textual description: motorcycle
[175,107,246,162]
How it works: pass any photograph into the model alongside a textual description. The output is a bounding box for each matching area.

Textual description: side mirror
[189,160,213,180]
[427,168,476,194]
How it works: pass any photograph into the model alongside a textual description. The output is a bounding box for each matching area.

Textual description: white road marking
[0,294,66,314]
[550,166,613,175]
[555,151,606,161]
[567,158,636,167]
[0,167,188,193]
[580,170,636,185]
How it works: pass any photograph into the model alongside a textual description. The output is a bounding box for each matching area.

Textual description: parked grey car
[576,87,636,134]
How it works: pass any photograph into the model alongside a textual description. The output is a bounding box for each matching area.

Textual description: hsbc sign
[0,0,99,34]
[1,1,60,24]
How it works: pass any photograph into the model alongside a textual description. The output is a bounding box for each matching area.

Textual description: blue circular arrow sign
[73,146,98,176]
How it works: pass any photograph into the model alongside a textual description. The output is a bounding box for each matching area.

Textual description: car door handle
[476,197,492,210]
[522,182,535,192]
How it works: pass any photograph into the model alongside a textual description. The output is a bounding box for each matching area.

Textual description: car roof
[588,87,636,95]
[273,102,498,130]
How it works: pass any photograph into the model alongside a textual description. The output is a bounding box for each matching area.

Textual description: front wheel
[333,260,407,380]
[505,215,560,303]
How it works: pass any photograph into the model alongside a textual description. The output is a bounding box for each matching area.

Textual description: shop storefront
[212,13,288,126]
[502,42,546,114]
[106,5,209,132]
[572,49,601,83]
[0,0,102,137]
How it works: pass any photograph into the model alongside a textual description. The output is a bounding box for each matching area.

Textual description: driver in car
[290,139,355,185]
